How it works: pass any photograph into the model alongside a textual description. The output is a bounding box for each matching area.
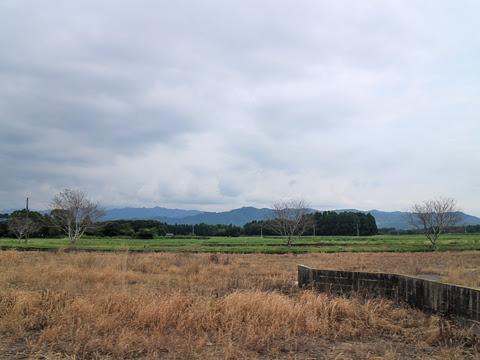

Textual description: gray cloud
[1,1,480,216]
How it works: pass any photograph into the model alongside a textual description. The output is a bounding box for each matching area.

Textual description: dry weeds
[0,250,478,359]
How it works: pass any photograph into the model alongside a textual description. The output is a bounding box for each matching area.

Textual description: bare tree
[406,197,464,246]
[7,209,42,244]
[265,197,314,246]
[50,189,105,245]
[7,217,40,244]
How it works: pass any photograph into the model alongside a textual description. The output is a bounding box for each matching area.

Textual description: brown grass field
[0,250,479,359]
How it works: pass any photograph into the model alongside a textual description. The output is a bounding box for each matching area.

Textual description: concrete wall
[298,265,480,332]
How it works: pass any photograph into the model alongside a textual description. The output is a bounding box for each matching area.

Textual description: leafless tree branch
[7,217,41,244]
[265,197,313,246]
[405,196,464,246]
[50,189,105,245]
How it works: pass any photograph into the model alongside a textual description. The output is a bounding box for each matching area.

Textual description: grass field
[2,233,480,253]
[0,250,479,359]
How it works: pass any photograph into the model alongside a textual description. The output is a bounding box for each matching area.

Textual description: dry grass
[0,250,478,359]
[298,251,480,289]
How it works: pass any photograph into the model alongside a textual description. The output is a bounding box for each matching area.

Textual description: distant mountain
[332,209,480,229]
[0,208,19,214]
[103,206,204,221]
[327,209,410,229]
[4,205,480,230]
[152,206,272,226]
[367,210,411,229]
[104,206,480,229]
[461,213,480,226]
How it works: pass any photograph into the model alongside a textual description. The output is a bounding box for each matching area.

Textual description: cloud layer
[1,1,479,215]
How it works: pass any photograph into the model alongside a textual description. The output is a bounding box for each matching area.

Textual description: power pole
[356,223,359,237]
[260,223,263,238]
[25,197,29,244]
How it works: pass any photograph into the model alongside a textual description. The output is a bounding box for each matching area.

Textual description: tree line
[2,192,469,247]
[0,210,63,240]
[5,210,479,240]
[0,209,378,239]
[379,224,480,236]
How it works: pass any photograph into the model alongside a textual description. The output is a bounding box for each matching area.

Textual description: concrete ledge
[298,265,480,332]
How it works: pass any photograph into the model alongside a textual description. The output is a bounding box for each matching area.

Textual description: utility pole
[313,225,315,237]
[192,224,195,235]
[356,223,359,237]
[260,223,263,238]
[25,197,29,244]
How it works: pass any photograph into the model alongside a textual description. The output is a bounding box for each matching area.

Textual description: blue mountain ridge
[3,206,480,229]
[102,206,480,229]
[104,206,203,220]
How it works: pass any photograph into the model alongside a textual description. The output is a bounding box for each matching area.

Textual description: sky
[1,1,479,216]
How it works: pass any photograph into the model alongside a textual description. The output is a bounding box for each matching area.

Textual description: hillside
[101,206,480,229]
[104,206,203,220]
[3,206,480,229]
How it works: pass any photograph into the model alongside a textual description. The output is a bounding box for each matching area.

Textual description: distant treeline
[314,211,377,236]
[3,209,479,239]
[0,210,382,238]
[379,224,480,236]
[0,210,63,239]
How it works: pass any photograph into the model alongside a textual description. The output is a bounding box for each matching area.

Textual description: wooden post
[25,197,29,244]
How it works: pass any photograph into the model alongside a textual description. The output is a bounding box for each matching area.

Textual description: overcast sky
[1,1,479,216]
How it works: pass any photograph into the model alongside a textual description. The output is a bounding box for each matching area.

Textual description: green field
[1,233,480,253]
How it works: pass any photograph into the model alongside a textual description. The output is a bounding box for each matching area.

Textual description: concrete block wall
[298,265,480,332]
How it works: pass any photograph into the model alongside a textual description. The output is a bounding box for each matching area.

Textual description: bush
[135,228,156,239]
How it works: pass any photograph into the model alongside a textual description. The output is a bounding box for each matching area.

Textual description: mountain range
[3,206,480,229]
[100,206,480,230]
[103,206,271,227]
